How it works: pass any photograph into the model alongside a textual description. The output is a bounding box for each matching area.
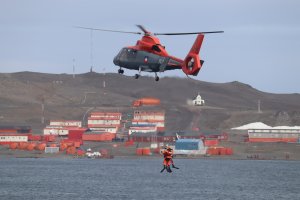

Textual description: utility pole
[90,30,94,72]
[258,100,262,113]
[73,58,76,79]
[41,97,45,124]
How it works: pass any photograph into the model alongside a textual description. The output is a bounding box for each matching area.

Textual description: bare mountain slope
[0,72,299,132]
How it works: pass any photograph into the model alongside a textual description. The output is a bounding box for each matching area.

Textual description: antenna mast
[73,58,75,78]
[90,30,94,72]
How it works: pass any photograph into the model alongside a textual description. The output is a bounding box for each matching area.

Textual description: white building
[132,110,165,132]
[87,112,122,133]
[128,126,157,135]
[50,120,82,127]
[0,134,28,144]
[193,94,205,106]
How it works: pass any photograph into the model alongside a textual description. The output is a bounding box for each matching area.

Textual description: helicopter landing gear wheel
[134,67,141,79]
[118,69,124,74]
[155,72,159,81]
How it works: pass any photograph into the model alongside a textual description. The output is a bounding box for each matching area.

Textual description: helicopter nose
[113,56,120,66]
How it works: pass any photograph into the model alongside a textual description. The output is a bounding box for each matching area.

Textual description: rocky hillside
[1,72,300,132]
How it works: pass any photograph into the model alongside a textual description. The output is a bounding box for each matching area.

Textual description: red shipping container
[74,142,81,148]
[61,139,83,145]
[226,148,233,155]
[43,135,56,142]
[68,129,86,140]
[207,147,220,155]
[125,140,134,147]
[219,147,227,155]
[76,149,85,156]
[28,134,42,141]
[204,139,219,147]
[248,138,298,143]
[142,148,151,155]
[136,148,143,155]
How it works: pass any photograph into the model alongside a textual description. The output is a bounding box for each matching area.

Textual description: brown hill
[1,71,300,132]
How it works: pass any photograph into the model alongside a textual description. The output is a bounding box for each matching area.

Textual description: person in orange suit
[160,146,179,173]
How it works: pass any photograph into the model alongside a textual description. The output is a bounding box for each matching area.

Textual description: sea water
[0,158,299,200]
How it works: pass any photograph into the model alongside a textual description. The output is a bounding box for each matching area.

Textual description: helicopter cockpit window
[119,48,128,60]
[127,49,137,58]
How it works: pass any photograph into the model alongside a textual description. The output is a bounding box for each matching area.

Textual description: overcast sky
[0,0,299,93]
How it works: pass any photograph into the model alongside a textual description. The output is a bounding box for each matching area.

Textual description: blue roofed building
[174,139,207,155]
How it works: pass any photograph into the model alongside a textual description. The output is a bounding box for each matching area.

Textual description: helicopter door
[159,57,170,72]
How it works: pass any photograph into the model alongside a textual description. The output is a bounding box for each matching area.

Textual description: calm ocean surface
[0,158,299,200]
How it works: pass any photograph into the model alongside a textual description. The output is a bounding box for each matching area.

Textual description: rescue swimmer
[160,146,179,173]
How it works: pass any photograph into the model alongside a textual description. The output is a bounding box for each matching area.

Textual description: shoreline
[1,152,299,161]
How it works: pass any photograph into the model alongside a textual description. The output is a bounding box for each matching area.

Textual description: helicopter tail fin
[182,34,204,76]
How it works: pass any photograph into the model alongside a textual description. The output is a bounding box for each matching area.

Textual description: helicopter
[76,25,223,81]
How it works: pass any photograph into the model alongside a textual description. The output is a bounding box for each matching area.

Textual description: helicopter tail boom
[182,34,204,76]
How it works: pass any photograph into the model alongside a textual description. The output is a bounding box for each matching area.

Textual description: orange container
[63,142,74,147]
[142,148,151,155]
[18,142,29,150]
[219,147,227,155]
[136,148,143,156]
[60,143,68,151]
[35,143,46,151]
[74,142,81,148]
[133,97,160,107]
[206,148,213,155]
[66,146,76,155]
[125,140,134,147]
[49,143,57,148]
[9,142,18,150]
[226,148,233,155]
[27,143,36,151]
[82,133,116,141]
[29,135,42,141]
[207,147,219,155]
[204,139,219,147]
[153,148,160,154]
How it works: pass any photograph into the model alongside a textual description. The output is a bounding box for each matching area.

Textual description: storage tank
[35,143,46,151]
[9,142,18,150]
[66,146,76,155]
[18,142,29,150]
[27,143,36,151]
[59,143,68,151]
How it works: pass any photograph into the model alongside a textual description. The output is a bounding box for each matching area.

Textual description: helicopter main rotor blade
[154,31,224,36]
[74,26,142,35]
[136,25,150,34]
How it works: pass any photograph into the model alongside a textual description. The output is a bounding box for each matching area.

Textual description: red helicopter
[77,25,223,81]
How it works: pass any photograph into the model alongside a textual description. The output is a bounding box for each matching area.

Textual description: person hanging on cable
[160,146,179,173]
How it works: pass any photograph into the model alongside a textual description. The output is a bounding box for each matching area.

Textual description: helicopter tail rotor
[182,34,204,76]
